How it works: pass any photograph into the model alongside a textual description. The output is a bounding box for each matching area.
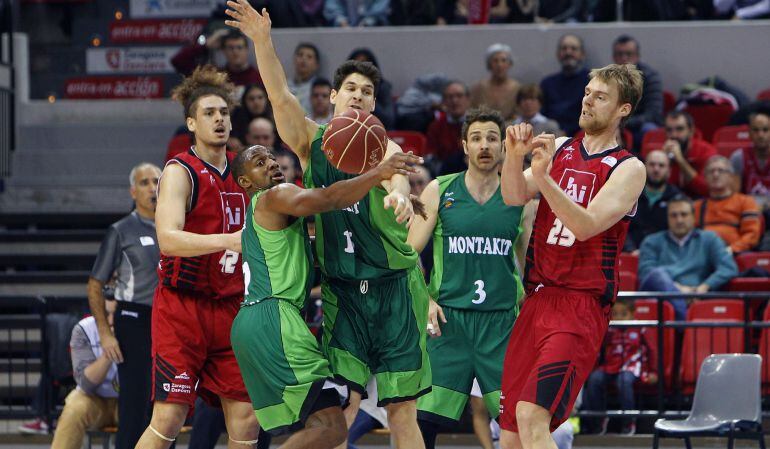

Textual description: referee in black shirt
[88,162,161,449]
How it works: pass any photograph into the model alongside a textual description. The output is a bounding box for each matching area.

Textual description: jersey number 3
[472,280,486,304]
[546,218,576,247]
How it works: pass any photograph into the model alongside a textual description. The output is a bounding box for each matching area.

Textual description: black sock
[418,418,439,449]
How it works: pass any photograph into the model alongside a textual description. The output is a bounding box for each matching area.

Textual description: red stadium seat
[758,306,770,393]
[640,128,703,159]
[618,252,639,274]
[757,88,770,102]
[680,300,745,394]
[735,252,770,272]
[712,124,751,157]
[387,131,428,157]
[663,90,676,115]
[634,299,676,390]
[619,271,637,291]
[683,104,734,143]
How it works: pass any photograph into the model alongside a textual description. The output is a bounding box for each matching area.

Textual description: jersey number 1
[343,230,355,254]
[546,218,576,247]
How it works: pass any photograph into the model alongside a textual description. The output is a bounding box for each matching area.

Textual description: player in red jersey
[498,64,646,449]
[135,65,259,449]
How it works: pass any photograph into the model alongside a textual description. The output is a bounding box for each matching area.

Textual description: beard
[676,137,690,153]
[647,176,667,189]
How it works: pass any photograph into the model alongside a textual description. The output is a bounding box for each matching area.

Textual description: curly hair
[171,65,236,120]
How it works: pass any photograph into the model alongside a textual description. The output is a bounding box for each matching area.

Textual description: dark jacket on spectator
[625,183,681,251]
[540,67,590,136]
[626,61,664,129]
[170,43,263,87]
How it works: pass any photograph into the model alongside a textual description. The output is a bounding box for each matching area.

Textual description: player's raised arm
[156,164,241,256]
[407,179,440,253]
[531,133,646,241]
[265,152,423,218]
[225,0,317,160]
[501,123,539,206]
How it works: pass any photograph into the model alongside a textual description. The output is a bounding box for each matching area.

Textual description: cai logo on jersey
[557,169,596,206]
[220,192,246,231]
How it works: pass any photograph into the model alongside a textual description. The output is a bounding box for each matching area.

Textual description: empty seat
[387,131,428,156]
[712,124,751,157]
[619,271,637,291]
[618,252,639,274]
[684,104,734,143]
[634,300,676,389]
[735,252,770,272]
[663,90,676,115]
[653,354,763,449]
[757,88,770,102]
[680,300,745,394]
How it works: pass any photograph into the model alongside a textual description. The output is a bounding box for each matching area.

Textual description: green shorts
[231,299,334,435]
[322,266,431,405]
[417,306,516,425]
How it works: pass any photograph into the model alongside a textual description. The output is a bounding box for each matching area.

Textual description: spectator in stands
[714,0,770,19]
[348,48,396,129]
[396,73,449,132]
[540,34,590,135]
[731,111,770,215]
[232,83,273,144]
[612,35,663,147]
[277,152,302,185]
[324,0,391,26]
[661,110,718,197]
[288,42,320,113]
[625,150,681,253]
[512,84,563,136]
[87,162,160,449]
[50,301,119,449]
[694,156,762,253]
[470,43,520,121]
[582,300,657,436]
[426,81,470,174]
[436,0,519,23]
[536,0,586,22]
[638,195,738,320]
[244,117,277,151]
[308,78,334,125]
[390,0,437,25]
[171,29,261,99]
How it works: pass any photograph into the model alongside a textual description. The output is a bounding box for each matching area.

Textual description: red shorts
[151,286,250,407]
[500,286,610,433]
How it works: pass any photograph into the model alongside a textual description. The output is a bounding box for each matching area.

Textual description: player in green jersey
[225,3,431,448]
[407,108,530,449]
[230,145,421,448]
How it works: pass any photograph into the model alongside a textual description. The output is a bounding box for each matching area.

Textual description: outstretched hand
[225,0,272,41]
[376,151,423,181]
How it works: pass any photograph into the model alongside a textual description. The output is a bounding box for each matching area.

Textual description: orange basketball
[322,109,387,174]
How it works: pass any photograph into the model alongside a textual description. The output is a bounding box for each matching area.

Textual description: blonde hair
[589,64,644,124]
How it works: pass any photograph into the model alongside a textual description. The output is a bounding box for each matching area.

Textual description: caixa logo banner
[129,0,220,18]
[86,47,178,74]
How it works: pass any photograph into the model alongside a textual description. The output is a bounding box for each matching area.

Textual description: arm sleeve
[323,0,347,25]
[732,196,762,252]
[637,234,660,280]
[170,42,208,76]
[90,226,121,283]
[736,0,770,18]
[627,67,664,128]
[703,233,739,289]
[730,149,744,179]
[70,325,100,395]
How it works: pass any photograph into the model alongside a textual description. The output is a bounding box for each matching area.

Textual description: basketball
[322,109,388,174]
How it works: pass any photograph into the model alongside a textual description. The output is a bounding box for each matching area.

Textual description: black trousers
[114,302,153,449]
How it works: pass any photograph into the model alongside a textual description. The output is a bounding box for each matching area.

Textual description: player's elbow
[157,231,181,256]
[501,190,526,206]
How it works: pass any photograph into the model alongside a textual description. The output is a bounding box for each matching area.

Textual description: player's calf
[515,402,557,449]
[281,406,347,449]
[386,400,425,449]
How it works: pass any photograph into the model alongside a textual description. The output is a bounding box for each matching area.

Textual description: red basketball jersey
[524,136,638,305]
[158,148,247,300]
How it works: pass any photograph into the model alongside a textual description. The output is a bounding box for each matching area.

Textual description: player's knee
[327,415,348,447]
[149,403,187,436]
[227,412,259,441]
[385,400,417,431]
[515,403,549,437]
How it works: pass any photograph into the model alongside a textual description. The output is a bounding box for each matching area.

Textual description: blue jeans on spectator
[583,370,638,431]
[639,267,689,320]
[348,410,382,449]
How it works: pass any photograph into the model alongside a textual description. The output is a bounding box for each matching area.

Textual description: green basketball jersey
[428,172,524,312]
[302,125,417,281]
[242,191,313,309]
